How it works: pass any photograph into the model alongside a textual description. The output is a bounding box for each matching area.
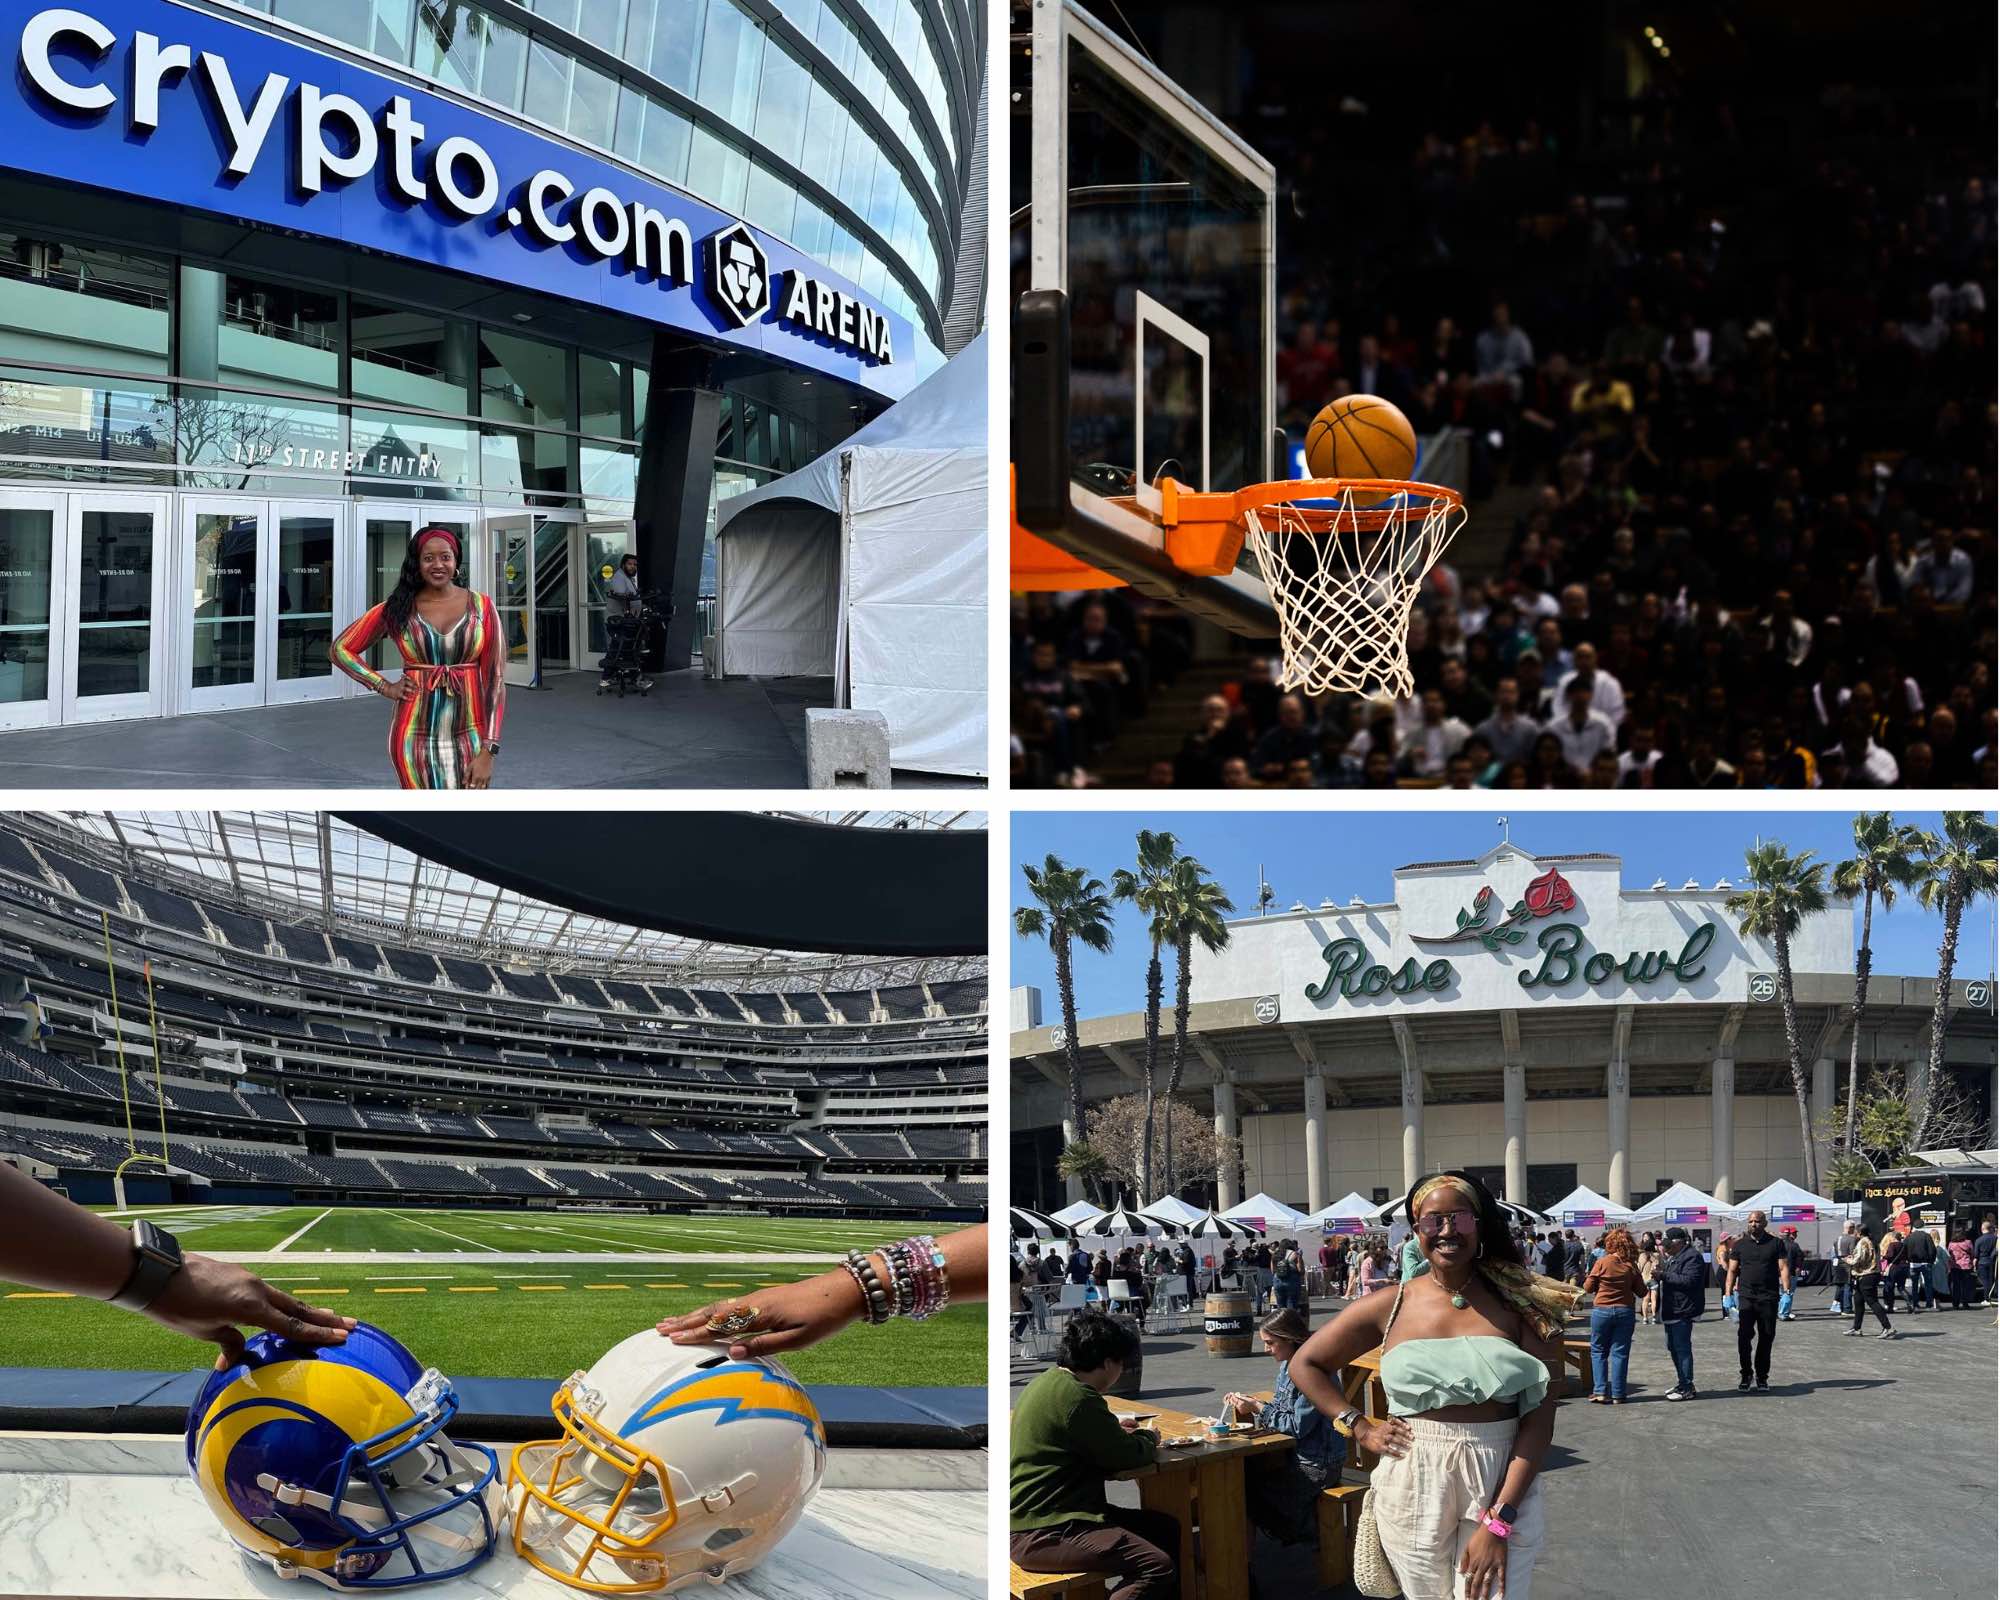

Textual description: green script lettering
[1306,938,1365,1001]
[1520,923,1583,989]
[1423,959,1453,992]
[1673,922,1716,981]
[1584,952,1616,984]
[1388,958,1427,995]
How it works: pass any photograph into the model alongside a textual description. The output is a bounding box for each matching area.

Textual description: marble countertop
[0,1434,986,1599]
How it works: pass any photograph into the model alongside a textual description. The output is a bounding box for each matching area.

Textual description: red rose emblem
[1522,867,1577,918]
[1474,886,1492,910]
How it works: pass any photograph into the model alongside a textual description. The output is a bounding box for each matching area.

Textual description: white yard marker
[388,1213,502,1253]
[273,1209,333,1254]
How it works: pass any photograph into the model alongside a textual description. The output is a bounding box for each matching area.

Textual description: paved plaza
[1010,1285,1998,1598]
[0,671,970,789]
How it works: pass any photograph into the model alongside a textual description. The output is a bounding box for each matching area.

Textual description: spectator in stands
[1549,680,1618,776]
[1911,526,1975,606]
[1555,642,1625,726]
[1252,694,1319,782]
[0,1163,356,1359]
[1402,689,1470,779]
[1010,1312,1177,1600]
[1473,677,1539,767]
[1476,301,1535,393]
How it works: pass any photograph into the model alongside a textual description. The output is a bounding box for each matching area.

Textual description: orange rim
[1153,477,1463,534]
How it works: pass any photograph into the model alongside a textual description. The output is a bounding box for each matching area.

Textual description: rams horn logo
[704,223,770,330]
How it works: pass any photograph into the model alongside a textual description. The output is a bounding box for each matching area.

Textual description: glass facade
[230,0,977,348]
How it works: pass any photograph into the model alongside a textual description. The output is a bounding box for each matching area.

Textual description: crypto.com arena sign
[5,5,909,395]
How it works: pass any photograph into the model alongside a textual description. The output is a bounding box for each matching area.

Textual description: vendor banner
[1664,1206,1710,1225]
[1321,1217,1364,1235]
[1563,1209,1605,1227]
[1772,1204,1817,1223]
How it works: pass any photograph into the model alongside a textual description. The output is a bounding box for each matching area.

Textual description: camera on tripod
[598,589,671,698]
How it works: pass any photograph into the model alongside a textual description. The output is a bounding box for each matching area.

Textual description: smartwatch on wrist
[1491,1502,1518,1526]
[1331,1406,1363,1436]
[109,1220,183,1312]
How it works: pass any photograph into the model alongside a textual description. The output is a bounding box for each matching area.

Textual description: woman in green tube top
[1290,1170,1575,1600]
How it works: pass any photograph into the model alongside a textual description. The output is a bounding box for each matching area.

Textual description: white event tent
[713,332,986,776]
[1731,1178,1854,1254]
[1141,1195,1209,1228]
[1546,1185,1636,1227]
[1628,1182,1738,1228]
[1051,1199,1105,1229]
[1222,1192,1312,1232]
[1307,1192,1381,1232]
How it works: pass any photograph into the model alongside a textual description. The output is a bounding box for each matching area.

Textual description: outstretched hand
[656,1266,867,1360]
[144,1253,358,1368]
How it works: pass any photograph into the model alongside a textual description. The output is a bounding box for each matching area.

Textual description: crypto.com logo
[704,222,769,329]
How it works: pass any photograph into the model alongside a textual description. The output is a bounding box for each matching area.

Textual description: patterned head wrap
[1409,1171,1576,1341]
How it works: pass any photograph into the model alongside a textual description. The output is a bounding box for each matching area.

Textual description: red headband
[415,528,460,557]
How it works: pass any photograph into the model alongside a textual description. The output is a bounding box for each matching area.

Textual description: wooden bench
[1316,1478,1372,1589]
[1009,1562,1109,1600]
[1558,1339,1591,1396]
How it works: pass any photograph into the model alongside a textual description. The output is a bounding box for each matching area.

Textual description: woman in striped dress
[329,526,506,788]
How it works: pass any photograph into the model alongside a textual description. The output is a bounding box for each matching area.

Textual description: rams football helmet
[185,1322,501,1588]
[507,1329,825,1593]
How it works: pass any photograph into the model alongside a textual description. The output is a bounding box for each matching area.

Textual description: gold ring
[705,1305,762,1337]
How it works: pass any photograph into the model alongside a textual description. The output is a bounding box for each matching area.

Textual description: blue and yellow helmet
[184,1322,500,1589]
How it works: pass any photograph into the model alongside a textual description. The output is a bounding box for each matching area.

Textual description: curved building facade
[0,0,981,729]
[1010,844,1998,1216]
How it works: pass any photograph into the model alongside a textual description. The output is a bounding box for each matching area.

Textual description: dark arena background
[1011,0,1995,790]
[0,810,987,1405]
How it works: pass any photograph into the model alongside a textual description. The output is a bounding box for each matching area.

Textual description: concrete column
[1303,1069,1327,1216]
[1400,1057,1425,1194]
[1711,1056,1735,1204]
[1811,1058,1836,1185]
[1060,1113,1083,1204]
[1606,1056,1631,1210]
[1214,1077,1240,1211]
[1502,1061,1527,1205]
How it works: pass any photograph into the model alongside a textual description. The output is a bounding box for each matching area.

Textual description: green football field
[0,1205,983,1384]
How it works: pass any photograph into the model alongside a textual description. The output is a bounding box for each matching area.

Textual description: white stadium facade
[1010,843,1996,1216]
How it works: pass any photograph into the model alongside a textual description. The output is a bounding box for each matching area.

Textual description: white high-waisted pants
[1370,1415,1547,1599]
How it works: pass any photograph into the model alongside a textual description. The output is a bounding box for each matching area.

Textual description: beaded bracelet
[840,1249,893,1325]
[881,1240,915,1318]
[907,1234,950,1321]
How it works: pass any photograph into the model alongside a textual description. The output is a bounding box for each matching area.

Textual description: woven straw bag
[1349,1278,1406,1597]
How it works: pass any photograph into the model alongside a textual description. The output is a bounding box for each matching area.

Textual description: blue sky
[1010,810,1996,1017]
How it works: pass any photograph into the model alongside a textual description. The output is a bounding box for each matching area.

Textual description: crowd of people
[1010,1187,1997,1600]
[1013,98,1994,789]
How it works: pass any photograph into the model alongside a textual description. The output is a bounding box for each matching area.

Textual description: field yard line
[367,1275,453,1281]
[273,1209,333,1253]
[388,1213,502,1253]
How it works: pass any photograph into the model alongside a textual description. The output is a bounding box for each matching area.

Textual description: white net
[1241,486,1467,698]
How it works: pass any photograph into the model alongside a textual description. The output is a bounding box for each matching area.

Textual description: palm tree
[1912,813,1998,1150]
[1726,841,1830,1193]
[1831,813,1926,1155]
[1015,855,1115,1197]
[1110,831,1183,1202]
[1159,858,1235,1196]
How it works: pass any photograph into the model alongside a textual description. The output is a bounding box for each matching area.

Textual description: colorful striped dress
[329,591,508,789]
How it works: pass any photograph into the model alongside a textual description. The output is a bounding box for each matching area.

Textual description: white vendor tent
[1732,1178,1848,1254]
[713,332,986,776]
[1222,1192,1312,1231]
[1547,1185,1636,1227]
[1307,1192,1381,1226]
[1051,1199,1106,1228]
[1628,1182,1739,1227]
[1141,1195,1210,1228]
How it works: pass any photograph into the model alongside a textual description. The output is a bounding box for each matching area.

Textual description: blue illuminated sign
[0,3,914,401]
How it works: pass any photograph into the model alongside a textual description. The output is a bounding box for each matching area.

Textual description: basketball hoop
[1132,476,1466,698]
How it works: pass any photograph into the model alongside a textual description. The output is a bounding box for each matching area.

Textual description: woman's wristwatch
[1480,1504,1518,1539]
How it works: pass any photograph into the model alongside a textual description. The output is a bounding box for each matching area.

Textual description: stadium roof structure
[41,811,986,986]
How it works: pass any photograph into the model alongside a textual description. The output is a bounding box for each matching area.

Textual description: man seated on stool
[1224,1307,1348,1547]
[1010,1311,1178,1600]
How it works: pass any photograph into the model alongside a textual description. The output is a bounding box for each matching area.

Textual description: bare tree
[1085,1093,1242,1204]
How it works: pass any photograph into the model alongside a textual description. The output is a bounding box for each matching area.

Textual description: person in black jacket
[1655,1226,1710,1400]
[1902,1225,1939,1311]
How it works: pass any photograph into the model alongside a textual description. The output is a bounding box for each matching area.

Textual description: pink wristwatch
[1480,1508,1514,1540]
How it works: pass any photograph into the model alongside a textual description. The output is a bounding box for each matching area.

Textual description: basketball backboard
[1010,1,1281,635]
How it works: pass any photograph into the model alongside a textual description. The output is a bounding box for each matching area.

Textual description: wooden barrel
[1203,1291,1254,1356]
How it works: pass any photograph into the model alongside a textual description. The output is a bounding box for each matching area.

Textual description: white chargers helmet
[507,1329,825,1593]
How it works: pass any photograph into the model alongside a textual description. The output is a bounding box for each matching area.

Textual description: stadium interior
[0,812,987,1220]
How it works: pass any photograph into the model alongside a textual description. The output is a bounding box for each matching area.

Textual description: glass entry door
[489,513,537,687]
[533,518,573,670]
[64,493,167,724]
[181,497,349,714]
[0,491,62,732]
[579,520,635,671]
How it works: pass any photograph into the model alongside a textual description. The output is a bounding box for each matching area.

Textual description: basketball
[1303,395,1417,506]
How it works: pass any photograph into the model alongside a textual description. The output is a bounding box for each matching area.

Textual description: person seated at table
[1010,1311,1178,1600]
[1290,1171,1571,1600]
[1223,1307,1347,1546]
[1092,1249,1114,1292]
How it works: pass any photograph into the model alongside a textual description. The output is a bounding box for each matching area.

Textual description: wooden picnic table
[1103,1395,1293,1600]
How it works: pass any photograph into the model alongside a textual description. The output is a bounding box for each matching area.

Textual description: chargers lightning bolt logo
[624,1363,824,1447]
